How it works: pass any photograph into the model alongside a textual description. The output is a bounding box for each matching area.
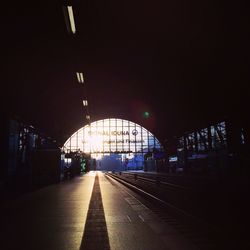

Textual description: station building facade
[63,118,163,170]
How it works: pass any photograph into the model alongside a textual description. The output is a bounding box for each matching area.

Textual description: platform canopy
[63,118,162,158]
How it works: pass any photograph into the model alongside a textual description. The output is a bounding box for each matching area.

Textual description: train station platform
[0,171,200,250]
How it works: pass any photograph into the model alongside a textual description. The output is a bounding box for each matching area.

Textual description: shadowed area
[0,173,95,250]
[80,172,110,250]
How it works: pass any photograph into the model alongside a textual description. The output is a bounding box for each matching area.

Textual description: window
[63,118,162,159]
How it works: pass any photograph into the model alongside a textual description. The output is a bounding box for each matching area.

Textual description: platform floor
[0,171,198,250]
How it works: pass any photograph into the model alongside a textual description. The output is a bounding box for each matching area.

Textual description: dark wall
[1,114,61,194]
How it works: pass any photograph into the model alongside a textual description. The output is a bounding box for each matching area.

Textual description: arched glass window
[63,118,162,159]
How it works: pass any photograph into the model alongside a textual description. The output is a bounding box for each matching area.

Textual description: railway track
[106,172,244,250]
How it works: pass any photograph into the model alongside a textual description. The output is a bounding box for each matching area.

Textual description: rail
[110,172,193,191]
[105,171,232,249]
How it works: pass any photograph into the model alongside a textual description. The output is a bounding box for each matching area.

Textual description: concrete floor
[0,171,198,250]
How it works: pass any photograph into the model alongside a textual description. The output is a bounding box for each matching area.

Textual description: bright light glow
[143,111,150,118]
[76,72,80,82]
[80,73,84,83]
[89,135,103,152]
[67,6,76,34]
[83,100,88,106]
[86,115,90,120]
[63,118,162,157]
[76,72,84,83]
[65,158,72,164]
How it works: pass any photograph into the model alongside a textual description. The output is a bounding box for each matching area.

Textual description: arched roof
[63,118,162,155]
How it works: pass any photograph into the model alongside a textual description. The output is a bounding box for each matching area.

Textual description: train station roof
[3,1,249,143]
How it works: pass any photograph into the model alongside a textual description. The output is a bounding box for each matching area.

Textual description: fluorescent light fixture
[76,72,81,82]
[76,72,84,83]
[80,73,84,83]
[67,6,76,34]
[83,100,88,106]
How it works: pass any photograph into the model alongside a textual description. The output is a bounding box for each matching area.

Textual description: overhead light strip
[80,73,84,83]
[67,6,76,34]
[83,100,88,106]
[76,72,81,82]
[76,72,84,83]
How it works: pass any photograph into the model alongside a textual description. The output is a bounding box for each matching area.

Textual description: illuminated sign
[132,129,138,136]
[88,131,130,136]
[82,139,145,144]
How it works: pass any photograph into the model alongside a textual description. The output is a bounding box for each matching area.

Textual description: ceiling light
[76,72,81,82]
[83,100,88,106]
[76,72,84,83]
[80,73,84,83]
[67,6,76,34]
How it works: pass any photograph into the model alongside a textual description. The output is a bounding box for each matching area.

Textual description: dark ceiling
[3,0,249,145]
